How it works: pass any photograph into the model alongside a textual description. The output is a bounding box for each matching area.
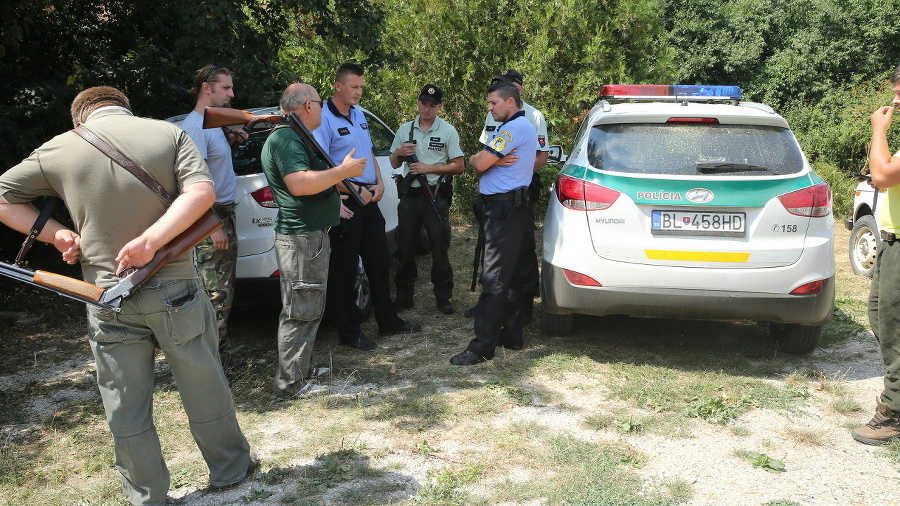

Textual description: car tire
[540,308,573,336]
[770,322,822,354]
[849,214,879,278]
[354,258,373,321]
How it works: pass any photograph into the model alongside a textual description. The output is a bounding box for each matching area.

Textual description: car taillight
[251,187,279,208]
[271,270,280,277]
[790,279,826,295]
[555,175,620,211]
[777,182,831,217]
[563,268,602,286]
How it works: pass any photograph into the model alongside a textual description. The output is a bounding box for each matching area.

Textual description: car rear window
[586,123,806,177]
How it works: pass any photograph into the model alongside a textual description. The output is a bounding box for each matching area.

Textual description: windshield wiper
[696,162,771,174]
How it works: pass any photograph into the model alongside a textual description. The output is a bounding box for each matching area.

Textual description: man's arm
[409,156,465,176]
[115,180,215,272]
[0,201,81,264]
[370,151,385,202]
[534,151,549,172]
[470,150,502,176]
[870,106,900,188]
[284,148,367,196]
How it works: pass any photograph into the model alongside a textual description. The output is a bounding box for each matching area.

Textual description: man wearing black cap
[468,69,550,333]
[389,84,465,314]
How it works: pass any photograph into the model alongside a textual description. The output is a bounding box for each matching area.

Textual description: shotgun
[0,210,222,312]
[203,107,365,206]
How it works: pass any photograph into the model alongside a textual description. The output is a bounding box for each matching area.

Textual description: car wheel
[540,308,573,335]
[770,323,822,354]
[354,257,373,321]
[849,214,879,278]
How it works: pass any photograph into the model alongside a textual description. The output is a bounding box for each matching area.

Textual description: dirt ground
[3,222,900,505]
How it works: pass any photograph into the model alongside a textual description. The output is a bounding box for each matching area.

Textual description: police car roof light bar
[600,85,742,103]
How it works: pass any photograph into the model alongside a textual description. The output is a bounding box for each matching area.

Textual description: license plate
[651,210,746,236]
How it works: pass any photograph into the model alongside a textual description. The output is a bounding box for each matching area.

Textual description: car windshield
[586,123,805,176]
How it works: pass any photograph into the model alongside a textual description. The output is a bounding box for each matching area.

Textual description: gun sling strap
[14,196,60,266]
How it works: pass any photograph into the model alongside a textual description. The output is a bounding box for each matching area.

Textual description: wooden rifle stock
[202,107,283,129]
[203,107,365,206]
[33,270,105,301]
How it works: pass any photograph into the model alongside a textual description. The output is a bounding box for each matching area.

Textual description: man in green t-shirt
[261,83,367,398]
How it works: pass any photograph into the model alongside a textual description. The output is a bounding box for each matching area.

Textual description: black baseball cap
[492,69,524,86]
[418,84,443,104]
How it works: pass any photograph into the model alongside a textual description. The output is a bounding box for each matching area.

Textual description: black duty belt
[882,230,898,243]
[481,190,517,202]
[407,184,440,197]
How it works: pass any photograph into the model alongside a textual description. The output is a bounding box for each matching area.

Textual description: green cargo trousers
[868,237,900,413]
[87,277,251,506]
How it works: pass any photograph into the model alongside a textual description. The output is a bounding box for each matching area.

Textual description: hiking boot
[436,299,456,315]
[851,399,900,445]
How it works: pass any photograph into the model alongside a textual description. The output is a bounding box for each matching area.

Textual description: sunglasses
[202,63,222,84]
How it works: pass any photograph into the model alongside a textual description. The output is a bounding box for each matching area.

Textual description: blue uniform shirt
[313,99,377,184]
[479,110,537,195]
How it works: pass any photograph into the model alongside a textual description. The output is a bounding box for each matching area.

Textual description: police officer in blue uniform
[450,81,537,365]
[314,63,421,350]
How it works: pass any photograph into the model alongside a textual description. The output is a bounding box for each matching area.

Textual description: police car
[167,106,400,314]
[845,176,883,278]
[541,85,835,354]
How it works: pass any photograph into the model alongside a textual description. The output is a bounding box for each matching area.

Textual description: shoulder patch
[489,135,507,152]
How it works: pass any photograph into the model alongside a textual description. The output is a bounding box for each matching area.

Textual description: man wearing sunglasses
[181,63,248,366]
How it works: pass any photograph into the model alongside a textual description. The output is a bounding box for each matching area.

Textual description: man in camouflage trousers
[181,64,248,362]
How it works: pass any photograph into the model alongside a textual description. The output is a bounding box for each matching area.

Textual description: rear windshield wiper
[696,162,771,174]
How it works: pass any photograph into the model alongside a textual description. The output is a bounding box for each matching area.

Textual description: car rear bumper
[541,261,834,326]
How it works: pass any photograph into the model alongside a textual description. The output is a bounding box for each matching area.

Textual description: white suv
[541,85,835,354]
[167,107,400,312]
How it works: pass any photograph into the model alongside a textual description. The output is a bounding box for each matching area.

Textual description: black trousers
[468,199,529,359]
[472,174,541,300]
[394,192,453,303]
[325,198,404,342]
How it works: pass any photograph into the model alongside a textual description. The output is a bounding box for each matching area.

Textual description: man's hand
[339,202,354,219]
[370,181,385,202]
[224,127,249,146]
[340,148,367,179]
[496,150,520,167]
[53,229,80,265]
[872,106,896,134]
[395,142,416,159]
[210,228,229,250]
[115,236,158,275]
[408,162,431,175]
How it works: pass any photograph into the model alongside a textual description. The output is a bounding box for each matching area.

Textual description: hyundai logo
[686,188,714,203]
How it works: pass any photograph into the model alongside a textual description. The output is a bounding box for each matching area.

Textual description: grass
[0,222,889,505]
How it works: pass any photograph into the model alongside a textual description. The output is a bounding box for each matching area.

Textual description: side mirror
[547,145,568,165]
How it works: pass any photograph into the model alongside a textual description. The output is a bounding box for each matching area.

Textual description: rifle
[203,107,365,206]
[397,143,444,223]
[0,210,222,312]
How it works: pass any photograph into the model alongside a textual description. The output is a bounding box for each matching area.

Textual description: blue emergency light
[600,85,742,101]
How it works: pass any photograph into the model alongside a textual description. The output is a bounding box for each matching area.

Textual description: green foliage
[736,450,786,473]
[686,396,743,424]
[302,451,357,492]
[416,464,483,505]
[0,0,387,168]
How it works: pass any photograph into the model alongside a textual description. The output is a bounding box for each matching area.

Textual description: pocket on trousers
[87,308,126,343]
[165,287,208,345]
[288,281,326,321]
